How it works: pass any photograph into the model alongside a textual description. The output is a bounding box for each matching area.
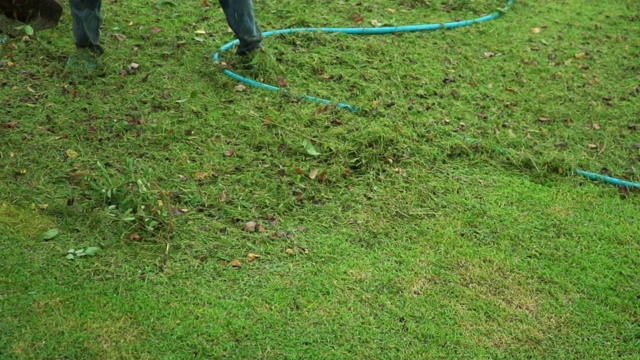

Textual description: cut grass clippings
[1,0,639,358]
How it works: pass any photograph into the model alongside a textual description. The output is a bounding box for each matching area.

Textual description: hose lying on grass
[213,0,640,190]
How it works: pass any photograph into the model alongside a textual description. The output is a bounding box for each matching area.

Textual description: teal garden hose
[213,0,640,190]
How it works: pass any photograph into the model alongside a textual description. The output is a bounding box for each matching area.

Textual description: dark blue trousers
[68,0,262,54]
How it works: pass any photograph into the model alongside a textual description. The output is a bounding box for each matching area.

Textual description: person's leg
[69,0,103,54]
[219,0,262,55]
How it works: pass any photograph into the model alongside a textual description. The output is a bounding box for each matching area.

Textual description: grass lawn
[1,0,639,358]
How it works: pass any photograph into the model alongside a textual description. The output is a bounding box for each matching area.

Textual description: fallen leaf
[128,233,142,241]
[483,52,495,57]
[2,121,17,128]
[318,171,328,183]
[618,186,630,198]
[194,30,207,35]
[531,27,541,34]
[66,149,79,158]
[309,168,319,179]
[244,221,257,232]
[114,33,126,41]
[370,19,381,26]
[587,143,598,149]
[231,259,242,267]
[302,139,320,156]
[247,253,260,262]
[538,116,553,123]
[554,141,568,148]
[193,171,208,180]
[234,84,247,92]
[628,124,638,130]
[219,190,227,202]
[277,77,287,87]
[171,208,188,216]
[39,229,59,241]
[386,8,396,13]
[285,248,295,255]
[151,26,163,33]
[592,123,601,130]
[224,149,235,157]
[574,52,586,59]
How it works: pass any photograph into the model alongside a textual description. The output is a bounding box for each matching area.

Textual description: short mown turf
[1,0,639,358]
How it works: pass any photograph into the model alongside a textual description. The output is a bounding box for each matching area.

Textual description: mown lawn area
[1,0,639,358]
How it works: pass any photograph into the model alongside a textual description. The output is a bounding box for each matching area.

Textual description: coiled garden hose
[213,0,640,190]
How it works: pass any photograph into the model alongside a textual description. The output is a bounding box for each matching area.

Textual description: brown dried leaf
[538,116,553,123]
[2,121,17,128]
[309,168,319,179]
[231,259,242,267]
[318,171,328,183]
[285,248,295,255]
[224,149,235,157]
[244,221,257,232]
[193,171,208,180]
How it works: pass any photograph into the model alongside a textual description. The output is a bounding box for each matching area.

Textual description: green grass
[1,0,639,358]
